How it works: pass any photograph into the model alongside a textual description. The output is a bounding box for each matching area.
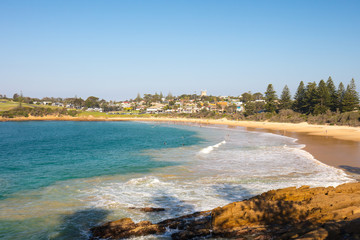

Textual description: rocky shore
[90,182,360,239]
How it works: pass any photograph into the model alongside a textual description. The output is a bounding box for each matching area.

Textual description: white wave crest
[199,140,226,154]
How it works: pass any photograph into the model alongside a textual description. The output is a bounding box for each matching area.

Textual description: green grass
[0,100,155,118]
[78,111,109,117]
[0,99,64,111]
[0,100,20,111]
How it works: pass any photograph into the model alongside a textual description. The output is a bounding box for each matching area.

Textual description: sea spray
[199,140,226,154]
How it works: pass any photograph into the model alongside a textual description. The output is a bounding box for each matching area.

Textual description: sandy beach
[2,115,360,177]
[3,115,360,141]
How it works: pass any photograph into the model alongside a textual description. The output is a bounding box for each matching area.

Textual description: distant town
[1,77,360,126]
[6,89,250,114]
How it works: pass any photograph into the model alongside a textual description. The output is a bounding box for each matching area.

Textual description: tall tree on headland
[279,85,292,110]
[342,78,359,112]
[336,82,345,112]
[135,93,142,102]
[303,82,318,114]
[166,92,173,100]
[293,81,306,113]
[314,80,330,114]
[326,76,337,111]
[264,84,277,113]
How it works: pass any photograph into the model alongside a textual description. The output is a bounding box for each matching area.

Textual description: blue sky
[1,0,359,100]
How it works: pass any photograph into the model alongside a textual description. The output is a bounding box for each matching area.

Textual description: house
[52,102,64,107]
[208,103,217,111]
[86,108,103,112]
[146,108,160,114]
[146,103,165,114]
[135,106,146,111]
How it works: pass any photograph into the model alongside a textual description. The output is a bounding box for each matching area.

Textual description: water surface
[0,121,353,239]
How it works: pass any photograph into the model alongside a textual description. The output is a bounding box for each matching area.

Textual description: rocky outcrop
[90,218,166,239]
[128,207,166,212]
[90,182,360,239]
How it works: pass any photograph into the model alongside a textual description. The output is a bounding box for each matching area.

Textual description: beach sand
[2,115,360,178]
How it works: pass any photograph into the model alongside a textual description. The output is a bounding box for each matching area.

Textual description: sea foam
[199,140,226,154]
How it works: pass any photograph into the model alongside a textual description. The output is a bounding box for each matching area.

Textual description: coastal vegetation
[1,77,359,126]
[0,106,78,118]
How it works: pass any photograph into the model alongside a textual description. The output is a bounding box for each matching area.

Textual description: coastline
[2,115,360,178]
[3,116,360,239]
[2,115,360,141]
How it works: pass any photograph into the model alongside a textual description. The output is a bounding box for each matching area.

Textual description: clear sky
[1,0,360,100]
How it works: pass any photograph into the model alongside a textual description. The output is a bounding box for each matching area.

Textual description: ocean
[0,121,353,239]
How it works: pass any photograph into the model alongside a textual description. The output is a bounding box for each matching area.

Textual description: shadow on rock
[54,208,110,240]
[90,183,360,239]
[150,190,196,218]
[212,183,252,202]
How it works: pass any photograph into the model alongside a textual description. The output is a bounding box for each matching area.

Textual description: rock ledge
[91,182,360,239]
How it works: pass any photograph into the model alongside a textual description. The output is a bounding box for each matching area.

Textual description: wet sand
[244,127,360,180]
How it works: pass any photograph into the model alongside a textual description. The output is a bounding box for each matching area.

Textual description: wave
[199,140,226,154]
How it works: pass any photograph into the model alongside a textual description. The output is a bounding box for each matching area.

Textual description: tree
[315,80,330,114]
[85,96,100,108]
[241,92,253,103]
[264,84,277,113]
[244,101,265,116]
[153,92,160,102]
[135,93,142,102]
[166,92,173,100]
[253,92,263,100]
[13,93,20,101]
[244,101,256,116]
[279,85,292,110]
[303,82,318,114]
[336,82,345,112]
[342,78,359,112]
[326,76,337,111]
[293,81,306,113]
[18,91,24,108]
[73,97,85,109]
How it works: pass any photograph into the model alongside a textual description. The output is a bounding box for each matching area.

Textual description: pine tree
[303,82,318,114]
[166,92,173,100]
[336,82,345,112]
[264,84,277,112]
[279,85,292,110]
[342,78,359,112]
[135,93,142,102]
[293,81,306,113]
[326,76,337,111]
[315,80,330,114]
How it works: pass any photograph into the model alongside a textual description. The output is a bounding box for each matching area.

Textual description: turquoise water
[0,121,353,239]
[0,121,201,198]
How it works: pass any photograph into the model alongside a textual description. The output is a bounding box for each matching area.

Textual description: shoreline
[2,115,360,178]
[2,115,360,141]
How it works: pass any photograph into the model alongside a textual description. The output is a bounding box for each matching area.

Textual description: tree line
[243,77,359,116]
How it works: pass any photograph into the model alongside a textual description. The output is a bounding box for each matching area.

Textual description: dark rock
[91,182,360,239]
[128,207,166,212]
